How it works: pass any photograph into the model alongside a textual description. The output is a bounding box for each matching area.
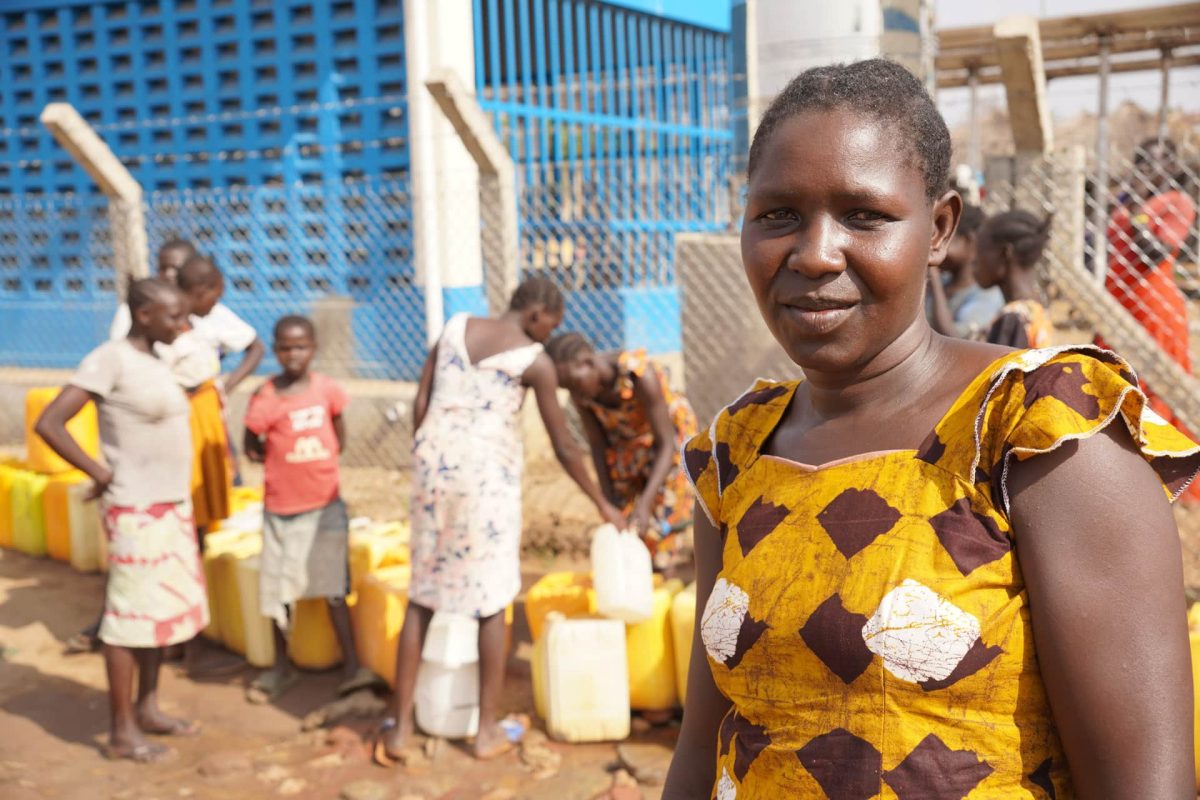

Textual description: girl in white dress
[378,277,623,762]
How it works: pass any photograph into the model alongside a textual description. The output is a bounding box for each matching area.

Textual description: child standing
[242,315,375,701]
[174,255,265,532]
[546,333,698,568]
[375,277,623,764]
[36,279,207,762]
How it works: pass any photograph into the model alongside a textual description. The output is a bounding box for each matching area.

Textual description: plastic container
[67,480,102,573]
[235,554,277,668]
[1192,632,1200,789]
[415,659,481,739]
[214,537,263,655]
[0,461,23,549]
[671,584,697,705]
[352,565,413,688]
[538,614,630,742]
[11,469,49,557]
[524,571,597,641]
[43,470,87,563]
[348,523,410,595]
[423,612,480,667]
[25,388,100,475]
[200,530,260,644]
[626,585,679,711]
[289,598,344,670]
[591,524,653,624]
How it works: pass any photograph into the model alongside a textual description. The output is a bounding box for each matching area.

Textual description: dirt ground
[0,543,681,800]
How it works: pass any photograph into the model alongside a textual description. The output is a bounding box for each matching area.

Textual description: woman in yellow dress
[663,59,1197,799]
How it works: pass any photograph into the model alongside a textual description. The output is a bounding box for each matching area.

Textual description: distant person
[374,277,623,765]
[926,204,1004,339]
[35,279,207,763]
[174,254,265,532]
[973,210,1054,349]
[546,332,698,570]
[1100,137,1198,419]
[108,239,196,339]
[243,315,378,703]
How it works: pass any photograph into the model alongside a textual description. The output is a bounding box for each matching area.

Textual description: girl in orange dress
[547,333,698,566]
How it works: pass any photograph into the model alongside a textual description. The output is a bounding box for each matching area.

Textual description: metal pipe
[1091,34,1111,283]
[967,66,981,175]
[1159,47,1172,142]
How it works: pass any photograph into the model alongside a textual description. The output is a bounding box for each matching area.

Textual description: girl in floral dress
[377,277,622,763]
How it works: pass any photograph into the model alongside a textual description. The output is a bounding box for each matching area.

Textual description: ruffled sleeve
[974,346,1200,514]
[682,426,720,527]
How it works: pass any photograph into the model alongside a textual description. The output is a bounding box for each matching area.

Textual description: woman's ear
[929,190,962,266]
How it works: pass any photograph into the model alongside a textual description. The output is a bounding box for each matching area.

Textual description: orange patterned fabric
[985,299,1052,349]
[683,346,1200,799]
[580,349,699,538]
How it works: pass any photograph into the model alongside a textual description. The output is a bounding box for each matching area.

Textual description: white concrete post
[404,0,483,346]
[425,70,519,315]
[40,103,148,300]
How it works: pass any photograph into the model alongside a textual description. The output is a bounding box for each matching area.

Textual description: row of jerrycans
[201,519,413,672]
[525,568,698,743]
[1,462,103,571]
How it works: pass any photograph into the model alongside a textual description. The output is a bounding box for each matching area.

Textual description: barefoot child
[546,333,699,568]
[242,315,376,702]
[376,277,624,764]
[36,279,208,763]
[663,59,1196,798]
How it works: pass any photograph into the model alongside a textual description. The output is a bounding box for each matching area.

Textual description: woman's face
[522,305,564,344]
[972,230,1006,289]
[139,290,189,346]
[741,109,957,372]
[557,353,603,399]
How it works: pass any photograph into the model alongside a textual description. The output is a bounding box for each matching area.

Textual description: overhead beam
[938,50,1200,89]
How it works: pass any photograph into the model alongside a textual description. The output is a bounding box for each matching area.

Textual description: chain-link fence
[2,134,1198,560]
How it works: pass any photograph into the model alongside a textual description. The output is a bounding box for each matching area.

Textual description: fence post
[425,70,519,315]
[39,103,147,300]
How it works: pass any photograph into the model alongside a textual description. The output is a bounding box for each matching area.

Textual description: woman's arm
[525,354,625,527]
[1008,425,1192,798]
[662,511,730,798]
[629,367,680,535]
[222,337,266,394]
[412,343,439,433]
[34,386,112,499]
[574,401,617,506]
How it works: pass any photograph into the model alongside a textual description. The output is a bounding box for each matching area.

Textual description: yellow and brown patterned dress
[683,346,1200,799]
[581,349,699,549]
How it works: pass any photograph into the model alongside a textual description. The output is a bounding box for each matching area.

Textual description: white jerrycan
[540,613,631,742]
[415,612,480,739]
[590,524,654,623]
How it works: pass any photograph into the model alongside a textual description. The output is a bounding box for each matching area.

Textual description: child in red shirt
[243,315,378,701]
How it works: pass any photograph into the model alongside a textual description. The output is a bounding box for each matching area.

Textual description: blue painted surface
[0,0,734,373]
[473,0,733,354]
[442,285,489,319]
[602,0,730,32]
